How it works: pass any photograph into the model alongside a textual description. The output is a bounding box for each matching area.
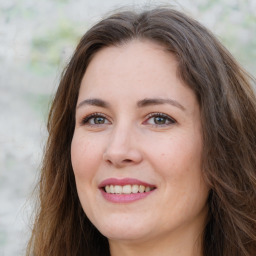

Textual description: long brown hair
[27,7,256,256]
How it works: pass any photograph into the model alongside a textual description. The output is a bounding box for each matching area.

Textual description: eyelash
[80,113,110,126]
[144,112,176,126]
[80,112,176,127]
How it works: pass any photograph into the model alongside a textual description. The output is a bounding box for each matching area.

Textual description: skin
[71,40,209,256]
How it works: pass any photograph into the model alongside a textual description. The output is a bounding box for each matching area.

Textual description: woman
[27,7,256,256]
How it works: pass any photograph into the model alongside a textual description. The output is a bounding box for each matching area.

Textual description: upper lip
[99,178,156,188]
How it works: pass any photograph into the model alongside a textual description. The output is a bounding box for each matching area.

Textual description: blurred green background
[0,0,255,255]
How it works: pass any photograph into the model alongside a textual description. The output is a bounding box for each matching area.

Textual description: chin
[94,216,151,241]
[102,228,148,242]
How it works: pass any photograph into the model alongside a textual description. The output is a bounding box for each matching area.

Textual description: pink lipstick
[99,178,156,203]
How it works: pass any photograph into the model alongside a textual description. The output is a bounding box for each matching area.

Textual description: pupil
[95,117,104,124]
[154,116,165,124]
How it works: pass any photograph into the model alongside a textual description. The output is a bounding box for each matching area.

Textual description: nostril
[123,159,132,163]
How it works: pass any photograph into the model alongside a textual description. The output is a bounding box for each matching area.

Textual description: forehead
[78,40,197,110]
[81,40,177,90]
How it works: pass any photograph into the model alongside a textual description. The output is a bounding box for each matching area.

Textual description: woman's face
[71,40,209,246]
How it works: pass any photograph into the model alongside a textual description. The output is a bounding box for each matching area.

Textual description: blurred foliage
[0,229,7,247]
[24,92,52,121]
[30,18,82,75]
[26,0,255,76]
[0,2,36,21]
[198,0,256,75]
[54,0,70,3]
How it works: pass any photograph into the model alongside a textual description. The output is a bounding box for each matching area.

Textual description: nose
[103,125,143,168]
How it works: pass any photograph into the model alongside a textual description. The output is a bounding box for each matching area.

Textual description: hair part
[27,6,256,256]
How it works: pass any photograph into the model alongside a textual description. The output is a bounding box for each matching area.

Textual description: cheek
[71,134,100,179]
[71,134,101,209]
[147,134,202,173]
[147,131,205,194]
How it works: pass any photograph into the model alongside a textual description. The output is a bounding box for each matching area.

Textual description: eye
[80,113,111,126]
[144,113,176,126]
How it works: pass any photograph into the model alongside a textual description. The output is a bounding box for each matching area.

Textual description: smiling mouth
[103,184,155,194]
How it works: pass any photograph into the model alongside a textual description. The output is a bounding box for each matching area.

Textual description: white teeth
[139,185,145,193]
[114,185,122,194]
[145,186,151,192]
[122,185,132,194]
[104,184,154,194]
[132,184,139,193]
[105,185,110,193]
[110,185,114,194]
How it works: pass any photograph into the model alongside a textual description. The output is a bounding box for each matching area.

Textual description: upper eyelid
[79,112,111,125]
[146,112,170,117]
[145,112,176,122]
[86,112,108,118]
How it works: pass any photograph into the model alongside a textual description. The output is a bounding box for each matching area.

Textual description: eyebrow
[76,98,110,109]
[76,97,185,111]
[137,98,186,111]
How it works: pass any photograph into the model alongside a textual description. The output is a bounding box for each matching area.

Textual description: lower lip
[100,189,155,203]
